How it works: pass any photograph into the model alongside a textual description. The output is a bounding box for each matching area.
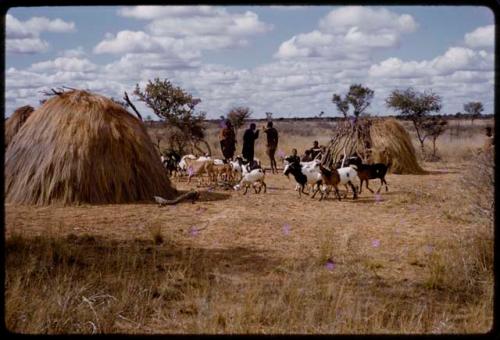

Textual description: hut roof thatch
[5,90,177,205]
[370,119,426,174]
[322,117,425,174]
[5,105,34,147]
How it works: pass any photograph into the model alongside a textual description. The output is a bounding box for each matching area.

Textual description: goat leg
[301,185,310,196]
[383,178,389,192]
[262,181,267,193]
[365,180,374,193]
[311,184,320,199]
[334,186,342,201]
[348,181,357,199]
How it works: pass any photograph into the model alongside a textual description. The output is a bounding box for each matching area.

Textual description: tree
[332,84,374,119]
[463,101,484,125]
[227,106,252,134]
[421,117,448,160]
[385,87,442,154]
[133,78,210,155]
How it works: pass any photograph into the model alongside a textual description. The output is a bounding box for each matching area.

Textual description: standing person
[219,119,236,162]
[263,121,279,173]
[242,123,259,162]
[309,140,322,159]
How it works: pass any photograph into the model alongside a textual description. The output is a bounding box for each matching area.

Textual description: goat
[233,165,266,195]
[317,164,359,200]
[283,158,323,198]
[283,157,321,193]
[161,151,181,177]
[345,155,389,194]
[212,163,233,182]
[184,158,215,185]
[234,155,262,175]
[179,154,197,175]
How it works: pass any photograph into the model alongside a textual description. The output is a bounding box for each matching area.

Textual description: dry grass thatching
[5,90,177,205]
[5,105,35,147]
[370,118,426,174]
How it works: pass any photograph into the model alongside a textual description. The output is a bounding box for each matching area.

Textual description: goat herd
[161,151,390,201]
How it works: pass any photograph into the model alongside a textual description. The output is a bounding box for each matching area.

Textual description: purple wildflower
[371,239,381,248]
[325,259,335,271]
[189,226,199,236]
[282,223,291,235]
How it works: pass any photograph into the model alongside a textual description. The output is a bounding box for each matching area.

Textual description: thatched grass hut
[370,119,426,174]
[5,90,177,205]
[5,105,34,147]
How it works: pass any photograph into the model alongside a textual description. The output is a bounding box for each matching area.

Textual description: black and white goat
[283,157,323,198]
[161,150,181,177]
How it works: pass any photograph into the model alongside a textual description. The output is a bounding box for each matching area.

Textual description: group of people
[219,119,326,173]
[219,120,280,173]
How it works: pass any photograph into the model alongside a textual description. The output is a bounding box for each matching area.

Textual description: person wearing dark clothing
[309,140,322,159]
[220,120,236,161]
[263,121,279,173]
[242,123,259,162]
[288,148,301,165]
[301,149,313,162]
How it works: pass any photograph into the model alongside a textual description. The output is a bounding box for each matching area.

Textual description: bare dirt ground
[5,161,474,295]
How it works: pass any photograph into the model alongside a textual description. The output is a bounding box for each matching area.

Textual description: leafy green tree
[386,87,442,154]
[332,84,374,119]
[133,78,211,155]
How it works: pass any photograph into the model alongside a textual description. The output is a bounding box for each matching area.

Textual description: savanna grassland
[5,118,494,334]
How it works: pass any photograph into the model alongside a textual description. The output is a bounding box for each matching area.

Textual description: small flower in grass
[371,239,380,248]
[189,226,199,236]
[374,193,383,202]
[325,259,335,271]
[282,223,291,235]
[424,245,434,254]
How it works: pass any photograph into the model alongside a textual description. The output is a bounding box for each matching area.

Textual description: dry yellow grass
[5,118,493,334]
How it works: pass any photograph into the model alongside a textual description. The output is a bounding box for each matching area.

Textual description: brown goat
[212,163,233,182]
[314,164,343,201]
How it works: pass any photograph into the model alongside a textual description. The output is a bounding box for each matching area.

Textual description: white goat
[233,164,266,195]
[179,154,197,173]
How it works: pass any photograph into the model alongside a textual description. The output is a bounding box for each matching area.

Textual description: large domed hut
[369,118,426,174]
[5,105,34,148]
[322,117,425,175]
[5,90,177,205]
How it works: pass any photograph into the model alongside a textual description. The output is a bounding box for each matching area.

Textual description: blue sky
[5,6,495,118]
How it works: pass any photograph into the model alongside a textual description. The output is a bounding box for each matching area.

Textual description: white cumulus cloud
[275,6,417,60]
[6,14,76,54]
[464,24,494,49]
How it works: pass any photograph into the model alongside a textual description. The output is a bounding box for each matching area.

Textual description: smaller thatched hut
[5,90,177,205]
[370,119,426,174]
[5,105,34,147]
